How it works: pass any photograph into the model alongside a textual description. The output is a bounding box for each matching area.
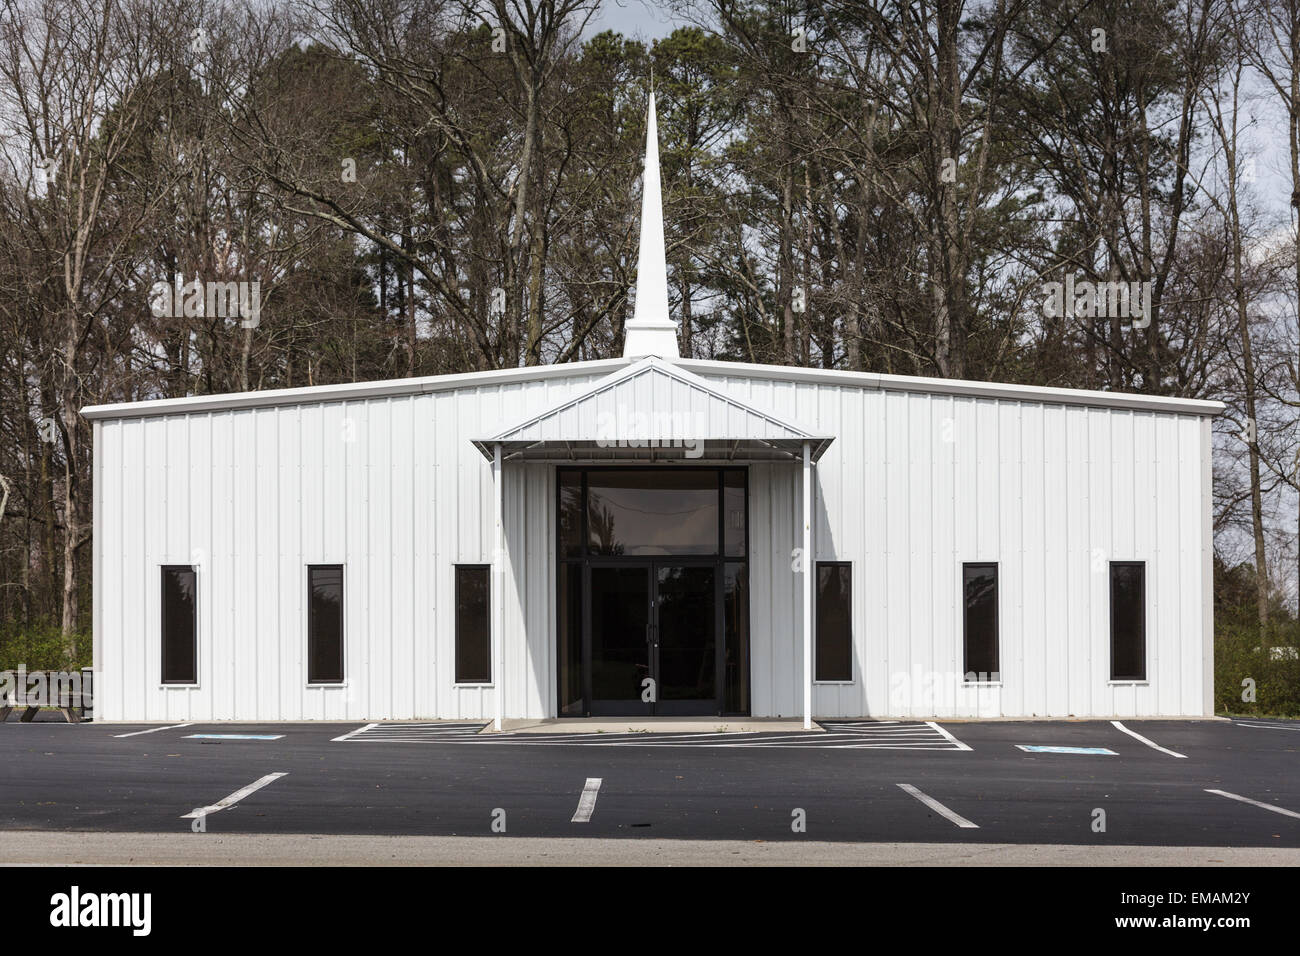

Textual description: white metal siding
[695,372,1211,718]
[93,366,1212,720]
[94,373,606,721]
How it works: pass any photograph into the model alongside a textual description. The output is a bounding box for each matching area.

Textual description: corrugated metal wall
[695,372,1212,718]
[92,373,607,721]
[93,367,1212,720]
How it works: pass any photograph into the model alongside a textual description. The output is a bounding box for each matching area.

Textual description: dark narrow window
[456,565,491,684]
[308,565,344,684]
[161,566,197,684]
[1110,562,1146,680]
[815,562,852,681]
[963,563,999,680]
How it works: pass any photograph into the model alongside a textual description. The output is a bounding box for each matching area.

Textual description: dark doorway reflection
[559,470,583,558]
[656,565,716,704]
[557,468,749,717]
[557,563,583,715]
[724,563,750,714]
[587,470,718,556]
[589,566,651,714]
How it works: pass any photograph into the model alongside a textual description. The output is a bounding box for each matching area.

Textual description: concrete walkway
[485,717,821,734]
[2,831,1294,866]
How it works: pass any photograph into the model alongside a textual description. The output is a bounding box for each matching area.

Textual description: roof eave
[676,358,1225,417]
[80,357,633,421]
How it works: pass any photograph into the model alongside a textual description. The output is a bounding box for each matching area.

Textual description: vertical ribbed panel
[93,368,1212,720]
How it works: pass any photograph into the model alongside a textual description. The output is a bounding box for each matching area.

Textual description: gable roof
[473,356,834,462]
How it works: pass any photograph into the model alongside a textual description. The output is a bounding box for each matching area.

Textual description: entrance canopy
[473,357,834,463]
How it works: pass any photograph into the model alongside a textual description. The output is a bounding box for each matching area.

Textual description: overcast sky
[584,0,689,41]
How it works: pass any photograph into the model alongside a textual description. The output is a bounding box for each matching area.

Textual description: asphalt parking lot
[0,717,1297,848]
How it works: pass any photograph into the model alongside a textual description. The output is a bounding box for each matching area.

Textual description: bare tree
[0,0,175,652]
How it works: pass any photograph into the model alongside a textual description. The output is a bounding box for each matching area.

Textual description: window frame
[454,563,493,686]
[1109,561,1147,682]
[554,466,750,717]
[160,564,199,686]
[962,562,1000,683]
[814,560,853,684]
[306,564,346,686]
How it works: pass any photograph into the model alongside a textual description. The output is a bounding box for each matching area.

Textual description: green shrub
[0,620,91,672]
[1215,619,1300,717]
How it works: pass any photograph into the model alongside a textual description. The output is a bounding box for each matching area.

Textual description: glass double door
[588,561,718,716]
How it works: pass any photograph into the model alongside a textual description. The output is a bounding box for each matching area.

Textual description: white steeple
[623,90,680,359]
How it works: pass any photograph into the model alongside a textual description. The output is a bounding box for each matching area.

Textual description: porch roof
[473,356,834,463]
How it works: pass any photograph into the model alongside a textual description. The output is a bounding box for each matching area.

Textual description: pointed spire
[623,89,680,359]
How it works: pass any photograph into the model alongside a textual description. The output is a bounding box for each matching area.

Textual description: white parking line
[331,723,378,742]
[181,773,288,820]
[1234,721,1300,732]
[897,783,979,829]
[112,723,193,738]
[1111,721,1187,758]
[1205,789,1300,821]
[926,722,972,751]
[571,777,602,823]
[337,720,966,750]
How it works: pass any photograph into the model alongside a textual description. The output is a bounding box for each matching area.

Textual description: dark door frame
[583,557,722,717]
[585,559,653,717]
[557,466,749,718]
[647,558,722,716]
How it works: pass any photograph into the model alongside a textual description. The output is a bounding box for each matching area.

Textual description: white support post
[802,441,813,731]
[492,443,504,732]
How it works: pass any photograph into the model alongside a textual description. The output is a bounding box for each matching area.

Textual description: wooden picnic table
[0,668,93,723]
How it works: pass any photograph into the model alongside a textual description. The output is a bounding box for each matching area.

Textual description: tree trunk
[780,133,796,365]
[1225,133,1269,626]
[59,321,81,657]
[935,0,964,379]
